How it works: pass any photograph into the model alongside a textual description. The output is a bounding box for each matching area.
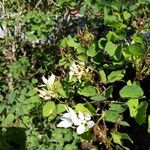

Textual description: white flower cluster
[38,74,56,100]
[69,62,89,82]
[57,107,95,135]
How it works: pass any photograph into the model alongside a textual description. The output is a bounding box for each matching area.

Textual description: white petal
[87,121,95,128]
[78,112,84,121]
[77,124,85,134]
[48,74,55,85]
[61,113,71,119]
[67,107,81,126]
[42,76,48,84]
[57,120,72,128]
[38,89,46,96]
[72,117,82,126]
[60,113,72,122]
[72,62,78,70]
[69,71,74,78]
[84,114,91,121]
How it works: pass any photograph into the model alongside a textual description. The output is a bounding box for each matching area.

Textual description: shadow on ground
[0,127,26,150]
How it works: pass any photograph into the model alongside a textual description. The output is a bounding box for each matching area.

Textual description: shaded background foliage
[0,0,150,149]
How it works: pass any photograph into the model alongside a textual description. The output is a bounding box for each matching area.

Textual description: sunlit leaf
[135,101,148,125]
[127,99,139,117]
[105,41,117,56]
[120,85,144,98]
[43,101,56,117]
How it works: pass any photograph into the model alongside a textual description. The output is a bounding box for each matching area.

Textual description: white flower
[42,73,55,86]
[38,89,55,100]
[69,62,79,78]
[69,62,89,82]
[57,107,95,135]
[38,73,56,100]
[57,107,81,128]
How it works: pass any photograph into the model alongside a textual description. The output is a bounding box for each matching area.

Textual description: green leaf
[109,103,126,113]
[43,101,56,117]
[106,31,118,42]
[85,103,97,115]
[66,36,80,49]
[112,132,133,149]
[78,85,97,97]
[54,81,67,98]
[31,78,38,84]
[119,121,130,126]
[6,92,16,104]
[102,86,113,98]
[0,104,5,113]
[99,70,107,84]
[75,103,91,115]
[26,88,37,96]
[123,11,131,20]
[107,70,125,83]
[120,85,144,99]
[127,99,139,117]
[28,95,40,103]
[57,104,67,113]
[98,38,107,49]
[105,41,117,57]
[148,116,150,133]
[87,44,97,57]
[128,43,145,56]
[135,101,148,125]
[0,95,3,101]
[3,114,15,125]
[132,33,146,45]
[84,0,91,6]
[90,94,106,101]
[105,103,126,123]
[105,110,120,123]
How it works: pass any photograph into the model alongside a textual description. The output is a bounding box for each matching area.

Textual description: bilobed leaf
[43,101,56,117]
[120,85,144,98]
[132,33,146,45]
[106,31,118,42]
[128,43,145,56]
[135,101,148,125]
[90,94,106,101]
[105,110,120,123]
[105,41,117,56]
[123,11,131,20]
[127,99,139,117]
[109,103,126,113]
[107,70,125,83]
[87,44,97,57]
[78,85,97,97]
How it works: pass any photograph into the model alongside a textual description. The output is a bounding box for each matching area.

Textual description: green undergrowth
[0,0,150,149]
